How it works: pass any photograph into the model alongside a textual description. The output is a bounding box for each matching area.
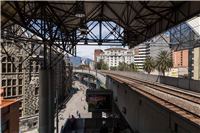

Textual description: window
[35,110,39,114]
[2,64,6,72]
[13,87,16,95]
[19,64,22,72]
[35,87,39,95]
[19,101,22,108]
[19,86,22,95]
[19,110,22,117]
[12,64,16,72]
[7,79,11,86]
[36,66,39,72]
[2,80,6,86]
[7,64,11,72]
[31,66,33,72]
[13,79,16,85]
[2,121,9,132]
[2,57,6,62]
[19,79,22,85]
[7,87,11,96]
[4,88,6,96]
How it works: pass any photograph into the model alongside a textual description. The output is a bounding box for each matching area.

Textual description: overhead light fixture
[80,23,88,31]
[81,31,86,36]
[74,5,85,18]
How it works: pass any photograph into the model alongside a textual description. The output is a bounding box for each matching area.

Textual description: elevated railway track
[102,72,200,127]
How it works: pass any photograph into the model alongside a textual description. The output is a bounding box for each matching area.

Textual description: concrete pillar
[39,69,55,133]
[96,79,100,89]
[88,76,90,87]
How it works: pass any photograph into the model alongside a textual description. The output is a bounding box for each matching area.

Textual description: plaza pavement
[23,80,92,133]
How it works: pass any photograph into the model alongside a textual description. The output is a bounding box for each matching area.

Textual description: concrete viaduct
[74,69,200,133]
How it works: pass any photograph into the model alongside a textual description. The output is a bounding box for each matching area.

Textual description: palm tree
[129,63,138,72]
[143,56,155,74]
[117,62,127,71]
[156,51,173,76]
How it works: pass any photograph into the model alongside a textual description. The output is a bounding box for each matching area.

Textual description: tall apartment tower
[94,49,103,62]
[134,44,150,70]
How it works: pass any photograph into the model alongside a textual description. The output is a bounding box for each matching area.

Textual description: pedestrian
[76,110,79,115]
[78,113,81,118]
[83,105,85,110]
[59,114,62,120]
[100,121,108,133]
[69,115,70,118]
[81,97,82,101]
[112,123,121,133]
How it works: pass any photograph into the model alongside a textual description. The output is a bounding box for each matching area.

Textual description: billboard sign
[88,94,111,112]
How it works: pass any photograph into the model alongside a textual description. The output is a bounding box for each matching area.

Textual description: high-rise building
[134,33,171,72]
[96,47,134,68]
[94,49,103,62]
[134,44,150,70]
[150,33,171,59]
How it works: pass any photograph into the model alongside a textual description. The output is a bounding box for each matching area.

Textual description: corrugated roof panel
[186,16,200,36]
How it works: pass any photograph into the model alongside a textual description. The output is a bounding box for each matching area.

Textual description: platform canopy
[1,1,200,56]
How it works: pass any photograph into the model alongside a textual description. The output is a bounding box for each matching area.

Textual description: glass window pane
[13,87,16,95]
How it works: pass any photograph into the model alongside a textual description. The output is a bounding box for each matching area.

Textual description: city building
[1,25,72,131]
[1,87,19,133]
[96,47,134,68]
[134,33,171,71]
[134,44,150,70]
[94,49,103,62]
[187,16,200,80]
[64,55,73,95]
[150,33,171,58]
[89,62,96,70]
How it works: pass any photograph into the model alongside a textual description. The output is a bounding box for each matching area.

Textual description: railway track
[102,72,200,126]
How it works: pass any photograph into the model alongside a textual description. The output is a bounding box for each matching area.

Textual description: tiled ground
[23,80,92,133]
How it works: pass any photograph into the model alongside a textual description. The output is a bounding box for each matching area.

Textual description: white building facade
[96,48,135,68]
[134,44,150,70]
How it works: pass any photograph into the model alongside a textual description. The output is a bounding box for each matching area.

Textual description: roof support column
[39,69,55,133]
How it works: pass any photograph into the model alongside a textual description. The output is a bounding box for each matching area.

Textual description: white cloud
[76,46,108,60]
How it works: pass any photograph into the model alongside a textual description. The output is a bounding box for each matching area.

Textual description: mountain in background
[70,56,94,66]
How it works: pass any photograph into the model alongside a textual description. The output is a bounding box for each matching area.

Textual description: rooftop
[1,87,19,108]
[105,48,127,51]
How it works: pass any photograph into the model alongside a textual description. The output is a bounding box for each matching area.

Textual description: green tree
[102,63,109,70]
[156,51,173,76]
[117,62,127,71]
[143,56,155,74]
[129,63,139,72]
[95,59,109,70]
[110,66,117,70]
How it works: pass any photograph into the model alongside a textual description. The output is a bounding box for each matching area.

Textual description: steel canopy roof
[1,1,200,48]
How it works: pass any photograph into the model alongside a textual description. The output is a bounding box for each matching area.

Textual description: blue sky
[76,21,128,60]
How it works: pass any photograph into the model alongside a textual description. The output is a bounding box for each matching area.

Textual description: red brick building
[94,49,103,62]
[1,87,19,133]
[172,50,188,68]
